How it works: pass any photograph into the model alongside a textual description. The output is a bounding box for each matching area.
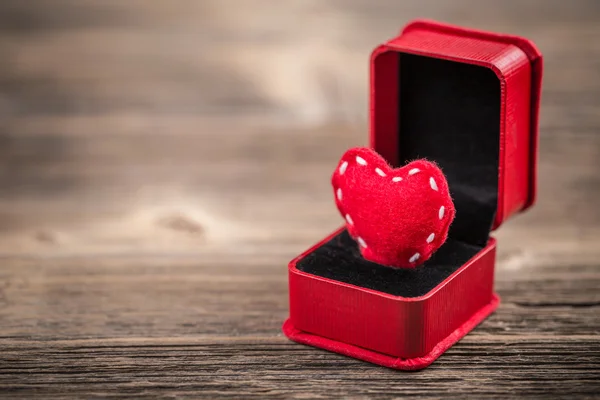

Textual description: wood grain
[0,0,599,398]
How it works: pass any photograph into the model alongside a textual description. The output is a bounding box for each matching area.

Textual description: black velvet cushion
[297,230,484,297]
[296,53,500,297]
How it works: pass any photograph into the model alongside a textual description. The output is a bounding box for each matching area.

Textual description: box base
[283,293,499,371]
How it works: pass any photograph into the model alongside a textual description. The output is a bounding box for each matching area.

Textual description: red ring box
[283,20,543,370]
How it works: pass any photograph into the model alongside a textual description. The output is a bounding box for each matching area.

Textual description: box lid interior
[371,20,542,247]
[398,52,500,248]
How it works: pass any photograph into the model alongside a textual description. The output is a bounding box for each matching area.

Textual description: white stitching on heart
[345,214,354,225]
[357,237,367,248]
[336,154,449,267]
[339,161,348,175]
[429,177,438,191]
[375,168,386,177]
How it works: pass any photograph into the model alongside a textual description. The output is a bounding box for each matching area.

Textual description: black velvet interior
[298,230,484,297]
[296,53,501,297]
[398,54,500,247]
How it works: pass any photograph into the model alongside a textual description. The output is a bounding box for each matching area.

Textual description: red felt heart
[331,147,455,268]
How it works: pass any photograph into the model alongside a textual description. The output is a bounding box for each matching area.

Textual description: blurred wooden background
[0,0,599,398]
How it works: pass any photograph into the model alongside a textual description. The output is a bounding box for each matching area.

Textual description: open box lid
[369,20,543,245]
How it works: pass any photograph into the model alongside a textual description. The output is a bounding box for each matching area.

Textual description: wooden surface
[1,1,599,398]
